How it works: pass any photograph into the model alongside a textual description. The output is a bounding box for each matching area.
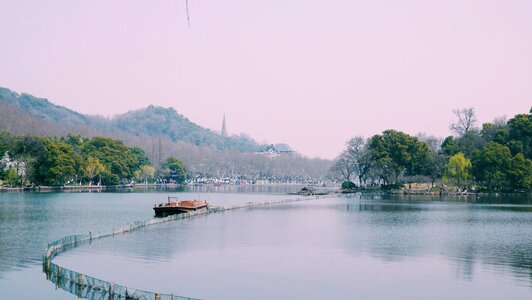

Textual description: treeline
[0,134,187,187]
[331,108,532,192]
[147,137,332,182]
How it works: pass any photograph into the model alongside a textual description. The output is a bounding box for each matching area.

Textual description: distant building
[221,113,227,136]
[256,144,298,158]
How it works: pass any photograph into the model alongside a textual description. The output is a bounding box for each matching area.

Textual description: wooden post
[77,273,83,298]
[44,259,51,279]
[55,265,62,289]
[109,282,114,298]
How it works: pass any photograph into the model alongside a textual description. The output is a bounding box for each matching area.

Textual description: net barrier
[43,194,337,299]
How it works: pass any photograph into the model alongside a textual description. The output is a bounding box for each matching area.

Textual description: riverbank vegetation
[331,108,532,193]
[0,134,187,187]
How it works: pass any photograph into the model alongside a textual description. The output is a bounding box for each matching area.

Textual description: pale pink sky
[1,0,531,159]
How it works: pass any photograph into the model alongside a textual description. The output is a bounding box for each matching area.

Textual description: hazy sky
[1,0,531,159]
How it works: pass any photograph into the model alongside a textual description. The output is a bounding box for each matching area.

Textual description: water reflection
[0,189,305,278]
[340,196,532,285]
[53,195,532,299]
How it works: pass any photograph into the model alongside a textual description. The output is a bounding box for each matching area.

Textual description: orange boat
[154,196,209,217]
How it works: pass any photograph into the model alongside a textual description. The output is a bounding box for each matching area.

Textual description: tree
[356,146,374,187]
[481,118,508,144]
[84,156,106,185]
[161,157,187,184]
[12,136,45,184]
[367,134,395,184]
[14,159,29,187]
[424,150,447,187]
[454,130,485,158]
[135,165,156,184]
[408,139,431,176]
[507,140,524,156]
[450,107,477,136]
[368,130,430,184]
[1,151,19,186]
[445,152,472,188]
[81,137,150,184]
[1,151,13,170]
[38,138,79,185]
[472,142,511,190]
[130,147,150,168]
[82,137,131,182]
[4,167,18,187]
[341,180,357,190]
[507,112,532,159]
[330,152,355,182]
[0,132,12,161]
[441,136,458,156]
[330,136,365,183]
[507,153,532,191]
[417,133,442,152]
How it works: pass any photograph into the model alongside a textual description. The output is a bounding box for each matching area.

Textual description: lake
[1,187,531,299]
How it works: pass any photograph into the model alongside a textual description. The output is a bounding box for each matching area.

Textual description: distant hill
[0,87,95,127]
[0,87,262,152]
[112,105,261,152]
[0,87,332,180]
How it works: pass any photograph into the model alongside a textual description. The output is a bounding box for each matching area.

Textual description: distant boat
[153,196,209,217]
[288,186,329,196]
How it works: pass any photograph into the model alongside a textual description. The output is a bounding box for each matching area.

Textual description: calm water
[1,188,531,299]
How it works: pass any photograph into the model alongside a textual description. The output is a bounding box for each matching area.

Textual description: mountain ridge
[0,87,264,153]
[0,87,94,126]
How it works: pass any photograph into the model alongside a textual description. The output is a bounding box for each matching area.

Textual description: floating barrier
[43,195,336,299]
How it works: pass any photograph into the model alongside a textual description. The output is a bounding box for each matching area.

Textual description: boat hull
[153,204,208,217]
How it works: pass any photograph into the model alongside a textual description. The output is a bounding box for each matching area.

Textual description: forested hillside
[0,88,94,126]
[112,105,260,152]
[0,87,261,151]
[0,87,332,181]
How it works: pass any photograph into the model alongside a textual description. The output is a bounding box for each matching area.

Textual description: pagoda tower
[221,113,227,136]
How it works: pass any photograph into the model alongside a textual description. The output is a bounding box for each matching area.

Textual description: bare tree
[329,136,368,184]
[356,146,374,187]
[346,136,365,159]
[346,136,368,185]
[417,133,442,152]
[493,116,508,128]
[330,152,355,182]
[450,108,477,136]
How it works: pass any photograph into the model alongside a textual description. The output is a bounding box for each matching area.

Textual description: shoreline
[0,184,181,192]
[2,184,530,196]
[339,188,532,197]
[0,182,312,193]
